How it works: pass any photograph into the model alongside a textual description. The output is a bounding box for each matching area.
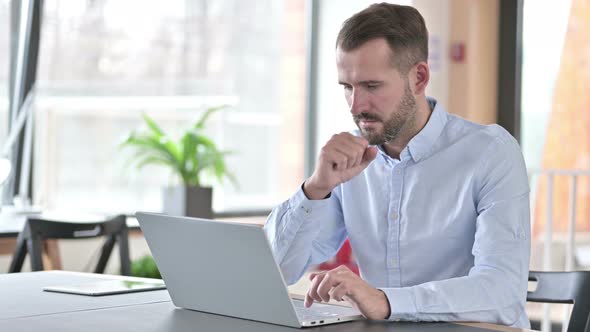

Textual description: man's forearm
[379,266,528,326]
[264,187,348,285]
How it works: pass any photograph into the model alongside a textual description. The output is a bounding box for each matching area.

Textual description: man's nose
[349,88,369,115]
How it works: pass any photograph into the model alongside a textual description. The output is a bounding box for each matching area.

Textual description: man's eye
[342,85,352,91]
[367,84,379,90]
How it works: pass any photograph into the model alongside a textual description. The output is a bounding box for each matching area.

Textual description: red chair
[317,238,359,275]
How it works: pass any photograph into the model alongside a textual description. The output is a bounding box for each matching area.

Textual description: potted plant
[121,106,235,218]
[130,254,162,279]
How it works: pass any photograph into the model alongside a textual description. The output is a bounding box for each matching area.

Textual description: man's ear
[411,62,430,96]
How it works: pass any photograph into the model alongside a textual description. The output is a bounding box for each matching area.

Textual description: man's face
[336,38,417,145]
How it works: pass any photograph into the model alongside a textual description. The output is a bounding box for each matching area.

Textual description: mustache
[353,112,382,122]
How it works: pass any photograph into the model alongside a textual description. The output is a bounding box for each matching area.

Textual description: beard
[353,82,417,145]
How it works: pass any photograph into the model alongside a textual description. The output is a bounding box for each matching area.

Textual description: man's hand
[304,265,391,320]
[304,133,378,200]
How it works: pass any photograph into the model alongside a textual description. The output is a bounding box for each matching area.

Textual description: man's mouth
[354,113,381,123]
[358,119,381,129]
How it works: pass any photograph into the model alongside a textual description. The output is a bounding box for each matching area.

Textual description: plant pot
[162,186,213,219]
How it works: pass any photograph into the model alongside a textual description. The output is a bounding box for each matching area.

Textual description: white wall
[413,0,450,108]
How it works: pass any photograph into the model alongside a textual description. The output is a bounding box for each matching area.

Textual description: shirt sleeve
[379,133,531,327]
[264,185,348,285]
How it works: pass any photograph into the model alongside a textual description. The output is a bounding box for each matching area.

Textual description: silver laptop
[136,212,363,328]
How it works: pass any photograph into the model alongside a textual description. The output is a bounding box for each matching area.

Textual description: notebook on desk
[136,212,363,328]
[43,279,166,296]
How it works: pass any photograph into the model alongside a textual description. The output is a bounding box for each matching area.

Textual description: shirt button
[391,212,398,220]
[301,206,311,214]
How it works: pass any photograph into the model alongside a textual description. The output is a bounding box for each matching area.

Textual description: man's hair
[336,3,428,74]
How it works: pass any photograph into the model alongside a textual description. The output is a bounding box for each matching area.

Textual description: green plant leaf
[135,114,183,170]
[135,155,175,170]
[131,255,161,279]
[212,151,238,188]
[125,135,181,166]
[142,113,165,137]
[195,105,227,130]
[180,131,200,185]
[120,109,237,188]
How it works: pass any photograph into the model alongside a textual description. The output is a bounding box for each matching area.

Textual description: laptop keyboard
[295,307,341,321]
[291,299,357,321]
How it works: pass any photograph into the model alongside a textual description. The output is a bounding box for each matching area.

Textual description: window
[521,0,572,173]
[521,0,580,237]
[34,0,306,214]
[521,0,590,250]
[0,0,9,148]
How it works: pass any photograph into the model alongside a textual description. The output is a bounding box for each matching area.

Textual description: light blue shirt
[264,98,531,328]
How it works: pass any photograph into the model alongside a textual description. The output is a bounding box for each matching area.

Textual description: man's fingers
[347,146,378,174]
[304,293,313,307]
[324,133,369,170]
[361,146,378,165]
[331,147,358,170]
[329,283,350,302]
[339,134,369,168]
[325,141,360,167]
[326,146,370,171]
[311,132,374,193]
[316,273,339,302]
[305,273,326,307]
[339,132,369,147]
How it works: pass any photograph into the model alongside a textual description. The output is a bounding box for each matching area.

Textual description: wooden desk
[0,271,534,332]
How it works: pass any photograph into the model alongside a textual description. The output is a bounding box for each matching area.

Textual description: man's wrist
[378,289,391,319]
[302,179,332,200]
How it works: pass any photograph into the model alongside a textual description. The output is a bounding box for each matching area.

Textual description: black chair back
[528,271,590,332]
[8,214,130,275]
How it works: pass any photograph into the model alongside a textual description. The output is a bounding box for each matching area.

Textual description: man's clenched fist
[304,132,377,200]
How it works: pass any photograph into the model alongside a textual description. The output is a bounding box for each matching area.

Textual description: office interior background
[0,0,588,329]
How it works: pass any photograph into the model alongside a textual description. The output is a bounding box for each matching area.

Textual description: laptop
[136,212,364,328]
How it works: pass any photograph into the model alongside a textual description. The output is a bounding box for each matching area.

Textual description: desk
[0,271,533,332]
[0,212,34,238]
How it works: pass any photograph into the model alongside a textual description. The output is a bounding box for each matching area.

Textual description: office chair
[527,271,590,332]
[8,214,131,275]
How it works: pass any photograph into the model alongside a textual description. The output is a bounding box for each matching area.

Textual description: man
[264,3,530,328]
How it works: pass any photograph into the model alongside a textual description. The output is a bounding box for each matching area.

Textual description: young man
[264,3,530,328]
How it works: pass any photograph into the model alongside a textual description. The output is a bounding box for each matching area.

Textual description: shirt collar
[376,97,448,163]
[405,97,448,162]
